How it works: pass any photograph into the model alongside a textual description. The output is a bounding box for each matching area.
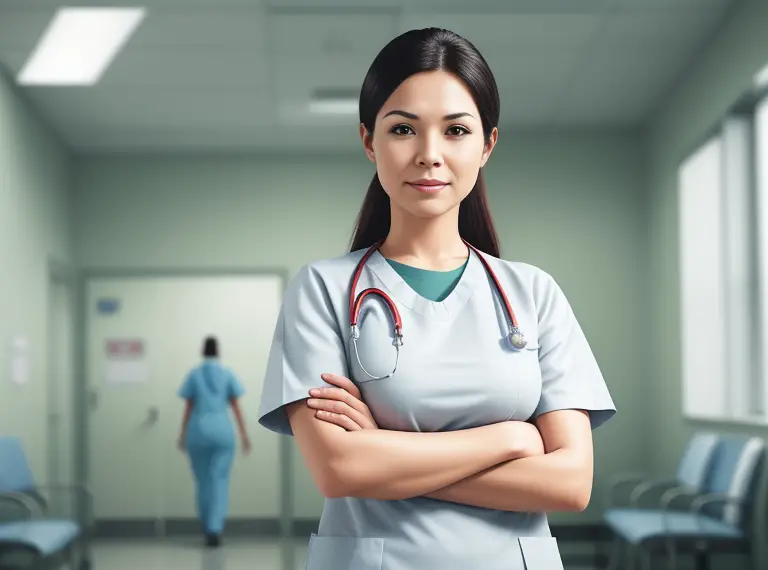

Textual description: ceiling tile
[612,0,732,9]
[599,9,726,48]
[101,47,271,90]
[269,12,397,56]
[398,13,605,49]
[550,43,692,126]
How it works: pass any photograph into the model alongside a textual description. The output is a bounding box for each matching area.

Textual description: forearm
[328,423,512,500]
[179,405,191,438]
[424,448,592,512]
[230,400,248,439]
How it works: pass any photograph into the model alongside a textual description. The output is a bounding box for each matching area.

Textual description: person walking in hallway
[177,336,251,547]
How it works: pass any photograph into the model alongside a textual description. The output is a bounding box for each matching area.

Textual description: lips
[408,179,449,193]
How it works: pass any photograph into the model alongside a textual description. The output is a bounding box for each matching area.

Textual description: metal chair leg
[666,538,677,570]
[627,544,637,570]
[638,545,653,570]
[605,536,623,570]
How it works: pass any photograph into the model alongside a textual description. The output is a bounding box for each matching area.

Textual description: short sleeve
[178,372,196,400]
[532,273,616,430]
[258,265,349,436]
[227,371,245,399]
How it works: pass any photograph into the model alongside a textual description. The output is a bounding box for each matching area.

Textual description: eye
[389,124,414,136]
[447,125,471,137]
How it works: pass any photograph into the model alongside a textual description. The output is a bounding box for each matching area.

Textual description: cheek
[374,146,407,186]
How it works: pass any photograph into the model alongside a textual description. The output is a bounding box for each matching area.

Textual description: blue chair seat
[605,508,744,545]
[0,520,81,556]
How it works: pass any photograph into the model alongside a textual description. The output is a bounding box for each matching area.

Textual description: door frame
[75,266,292,540]
[46,259,77,489]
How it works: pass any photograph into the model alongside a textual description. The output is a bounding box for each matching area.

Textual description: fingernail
[309,389,319,396]
[307,399,317,406]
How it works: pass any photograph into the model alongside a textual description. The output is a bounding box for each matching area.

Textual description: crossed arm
[286,391,594,513]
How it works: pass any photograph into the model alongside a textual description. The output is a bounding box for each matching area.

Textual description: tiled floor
[80,537,307,570]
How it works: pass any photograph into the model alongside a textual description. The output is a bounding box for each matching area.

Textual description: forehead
[379,70,479,119]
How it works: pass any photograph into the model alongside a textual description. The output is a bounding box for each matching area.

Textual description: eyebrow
[382,110,474,121]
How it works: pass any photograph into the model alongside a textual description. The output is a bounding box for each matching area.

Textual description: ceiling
[0,0,741,153]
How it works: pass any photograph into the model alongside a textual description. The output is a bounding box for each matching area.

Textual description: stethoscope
[349,239,527,380]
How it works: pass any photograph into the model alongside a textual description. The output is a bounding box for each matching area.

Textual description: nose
[415,132,443,168]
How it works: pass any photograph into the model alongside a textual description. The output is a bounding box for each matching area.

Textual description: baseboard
[94,517,611,542]
[94,518,282,538]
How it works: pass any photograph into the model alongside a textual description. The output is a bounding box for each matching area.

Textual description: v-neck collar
[365,248,488,320]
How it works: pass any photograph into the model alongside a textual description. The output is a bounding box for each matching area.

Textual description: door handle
[146,406,159,425]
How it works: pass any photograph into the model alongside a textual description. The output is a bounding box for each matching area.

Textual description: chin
[403,202,457,219]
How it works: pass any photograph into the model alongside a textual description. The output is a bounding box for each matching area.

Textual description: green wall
[0,69,74,480]
[74,132,648,523]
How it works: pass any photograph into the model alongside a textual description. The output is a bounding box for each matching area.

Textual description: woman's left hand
[307,373,378,431]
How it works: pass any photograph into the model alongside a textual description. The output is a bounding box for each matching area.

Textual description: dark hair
[202,336,218,358]
[349,28,501,257]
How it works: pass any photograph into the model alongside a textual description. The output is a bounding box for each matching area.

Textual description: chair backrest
[675,432,720,489]
[703,435,765,528]
[0,436,36,493]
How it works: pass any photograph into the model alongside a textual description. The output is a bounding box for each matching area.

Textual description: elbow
[564,486,591,512]
[563,471,593,512]
[317,455,356,499]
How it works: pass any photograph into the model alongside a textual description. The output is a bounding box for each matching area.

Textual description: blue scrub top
[179,358,245,447]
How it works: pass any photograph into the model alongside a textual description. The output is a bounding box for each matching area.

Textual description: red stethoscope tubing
[348,239,523,341]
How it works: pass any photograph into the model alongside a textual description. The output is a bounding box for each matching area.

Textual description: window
[679,106,763,423]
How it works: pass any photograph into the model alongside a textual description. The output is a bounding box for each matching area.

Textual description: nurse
[177,336,251,548]
[258,28,616,570]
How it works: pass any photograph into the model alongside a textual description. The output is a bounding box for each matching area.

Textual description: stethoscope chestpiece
[507,326,527,350]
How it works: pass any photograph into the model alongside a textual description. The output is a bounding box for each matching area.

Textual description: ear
[360,123,376,163]
[479,127,498,168]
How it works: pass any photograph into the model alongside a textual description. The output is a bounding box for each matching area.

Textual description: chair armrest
[660,486,699,510]
[0,492,43,519]
[34,484,94,527]
[629,479,681,507]
[605,473,649,507]
[690,492,746,526]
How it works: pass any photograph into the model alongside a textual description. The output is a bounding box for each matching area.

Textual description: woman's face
[361,70,497,220]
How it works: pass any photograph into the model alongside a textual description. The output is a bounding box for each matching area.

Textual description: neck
[380,205,467,268]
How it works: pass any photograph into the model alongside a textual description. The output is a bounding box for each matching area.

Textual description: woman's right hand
[241,435,252,455]
[504,420,545,460]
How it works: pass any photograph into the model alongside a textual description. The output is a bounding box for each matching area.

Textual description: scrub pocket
[304,533,384,570]
[518,537,565,570]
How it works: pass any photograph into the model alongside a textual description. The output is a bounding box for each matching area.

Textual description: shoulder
[287,250,366,294]
[477,251,560,299]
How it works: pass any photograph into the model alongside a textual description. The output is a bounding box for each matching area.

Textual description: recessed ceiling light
[17,7,145,86]
[308,99,359,115]
[308,88,359,115]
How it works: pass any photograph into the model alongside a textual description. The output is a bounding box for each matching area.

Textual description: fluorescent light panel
[18,7,145,86]
[308,98,358,115]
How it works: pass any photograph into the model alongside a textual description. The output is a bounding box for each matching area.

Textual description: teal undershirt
[384,258,468,302]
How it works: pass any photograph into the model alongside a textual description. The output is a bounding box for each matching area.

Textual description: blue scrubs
[178,358,245,535]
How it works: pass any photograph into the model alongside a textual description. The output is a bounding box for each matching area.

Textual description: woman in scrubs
[258,28,616,570]
[178,336,251,547]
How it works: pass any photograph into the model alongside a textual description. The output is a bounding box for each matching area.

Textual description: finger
[307,398,368,427]
[310,386,370,417]
[321,373,362,399]
[315,410,362,431]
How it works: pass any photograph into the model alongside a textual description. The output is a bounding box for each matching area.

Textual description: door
[47,278,76,494]
[86,274,283,530]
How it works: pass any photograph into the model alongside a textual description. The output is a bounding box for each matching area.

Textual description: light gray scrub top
[258,247,616,570]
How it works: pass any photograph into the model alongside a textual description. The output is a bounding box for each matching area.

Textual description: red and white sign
[106,339,144,359]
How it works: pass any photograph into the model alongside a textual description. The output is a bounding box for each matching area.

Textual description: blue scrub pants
[187,443,236,535]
